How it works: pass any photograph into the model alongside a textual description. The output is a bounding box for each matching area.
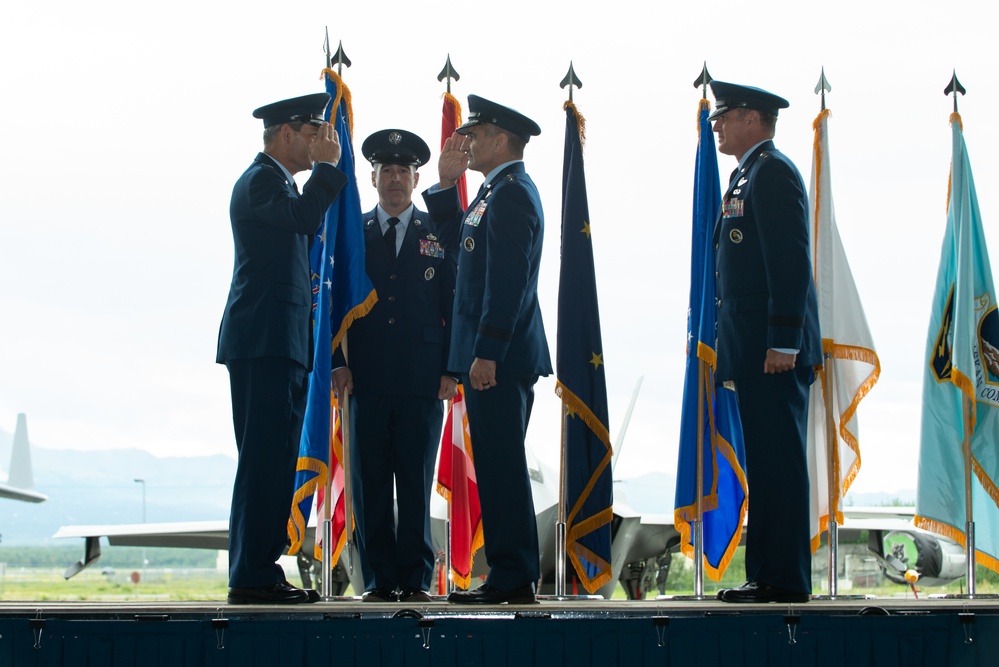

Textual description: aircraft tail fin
[1,413,47,502]
[9,413,37,490]
[611,376,644,475]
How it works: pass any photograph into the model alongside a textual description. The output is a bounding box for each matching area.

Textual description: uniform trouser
[733,366,813,594]
[349,394,442,592]
[462,372,541,592]
[226,357,308,588]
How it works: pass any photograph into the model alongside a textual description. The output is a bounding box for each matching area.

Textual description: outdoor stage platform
[2,597,998,666]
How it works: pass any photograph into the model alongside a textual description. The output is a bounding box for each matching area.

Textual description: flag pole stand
[660,360,708,601]
[813,356,869,600]
[444,516,454,595]
[538,402,601,601]
[320,518,334,600]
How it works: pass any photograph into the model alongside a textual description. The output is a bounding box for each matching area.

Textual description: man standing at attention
[332,129,458,603]
[217,93,344,605]
[424,95,552,605]
[709,81,821,604]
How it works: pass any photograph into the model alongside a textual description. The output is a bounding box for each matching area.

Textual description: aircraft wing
[0,482,47,503]
[52,521,230,579]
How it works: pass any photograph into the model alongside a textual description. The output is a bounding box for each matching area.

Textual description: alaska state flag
[287,70,376,563]
[916,112,999,574]
[805,107,880,553]
[674,98,748,582]
[555,101,613,593]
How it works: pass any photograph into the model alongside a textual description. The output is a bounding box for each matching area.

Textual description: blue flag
[555,102,613,594]
[673,98,748,581]
[916,112,999,574]
[288,71,376,559]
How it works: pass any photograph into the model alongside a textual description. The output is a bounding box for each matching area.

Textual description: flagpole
[963,394,976,596]
[339,336,355,583]
[445,498,454,594]
[692,360,706,598]
[821,356,841,597]
[321,394,335,600]
[555,405,569,598]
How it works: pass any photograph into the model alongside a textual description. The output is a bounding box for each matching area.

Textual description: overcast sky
[1,0,995,500]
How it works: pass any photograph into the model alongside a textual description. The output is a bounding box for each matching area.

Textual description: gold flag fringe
[321,69,354,144]
[564,101,586,153]
[287,457,328,555]
[946,112,962,213]
[914,515,999,574]
[443,91,464,125]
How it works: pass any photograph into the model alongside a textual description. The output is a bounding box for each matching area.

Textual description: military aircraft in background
[51,380,966,597]
[53,477,965,597]
[1,413,47,504]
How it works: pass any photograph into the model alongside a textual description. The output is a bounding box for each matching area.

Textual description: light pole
[134,479,147,568]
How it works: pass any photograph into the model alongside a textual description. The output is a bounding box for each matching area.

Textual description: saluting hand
[437,131,469,188]
[310,122,342,165]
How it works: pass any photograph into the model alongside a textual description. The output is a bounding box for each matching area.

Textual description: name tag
[465,200,488,227]
[419,239,445,258]
[722,198,744,218]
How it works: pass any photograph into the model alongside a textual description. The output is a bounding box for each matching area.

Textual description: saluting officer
[332,129,458,603]
[709,81,821,604]
[219,93,344,605]
[423,95,552,605]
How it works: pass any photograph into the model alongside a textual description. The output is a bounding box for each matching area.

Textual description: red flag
[436,385,483,588]
[434,92,481,588]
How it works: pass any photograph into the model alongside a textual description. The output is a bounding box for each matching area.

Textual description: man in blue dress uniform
[331,129,458,603]
[709,82,821,604]
[423,95,552,605]
[217,93,345,604]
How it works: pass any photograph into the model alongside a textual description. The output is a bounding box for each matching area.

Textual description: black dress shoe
[227,581,310,605]
[399,588,433,603]
[447,582,537,605]
[362,587,398,602]
[715,581,749,600]
[282,580,320,603]
[720,581,810,603]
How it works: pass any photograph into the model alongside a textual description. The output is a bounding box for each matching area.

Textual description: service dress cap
[362,129,431,167]
[457,95,541,142]
[707,81,789,121]
[252,92,332,128]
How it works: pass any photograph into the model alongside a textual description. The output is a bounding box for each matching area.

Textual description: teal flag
[555,102,613,593]
[673,98,748,581]
[916,112,999,574]
[288,71,375,558]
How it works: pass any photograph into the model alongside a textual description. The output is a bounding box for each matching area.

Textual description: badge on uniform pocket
[425,267,435,281]
[729,229,743,244]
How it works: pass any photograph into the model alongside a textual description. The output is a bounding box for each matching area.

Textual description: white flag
[806,108,881,552]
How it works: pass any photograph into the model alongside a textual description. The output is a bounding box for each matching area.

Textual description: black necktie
[384,217,400,259]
